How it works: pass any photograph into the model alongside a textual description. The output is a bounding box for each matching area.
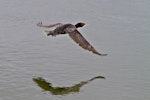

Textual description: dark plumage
[37,22,107,56]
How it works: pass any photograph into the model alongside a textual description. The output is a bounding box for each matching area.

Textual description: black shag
[37,22,107,56]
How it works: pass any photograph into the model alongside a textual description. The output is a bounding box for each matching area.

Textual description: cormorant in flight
[37,22,107,56]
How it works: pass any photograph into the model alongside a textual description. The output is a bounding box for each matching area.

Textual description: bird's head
[75,22,86,28]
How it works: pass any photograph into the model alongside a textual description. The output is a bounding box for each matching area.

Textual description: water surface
[0,0,150,100]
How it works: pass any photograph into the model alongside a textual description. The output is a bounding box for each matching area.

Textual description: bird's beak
[84,23,88,26]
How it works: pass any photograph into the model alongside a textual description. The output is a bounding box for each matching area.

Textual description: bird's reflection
[33,76,105,95]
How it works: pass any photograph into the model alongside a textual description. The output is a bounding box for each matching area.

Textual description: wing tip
[99,54,108,56]
[91,49,107,56]
[93,52,108,56]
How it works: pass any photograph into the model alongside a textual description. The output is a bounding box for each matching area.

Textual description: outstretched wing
[68,30,107,56]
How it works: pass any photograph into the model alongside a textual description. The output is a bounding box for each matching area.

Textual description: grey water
[0,0,150,100]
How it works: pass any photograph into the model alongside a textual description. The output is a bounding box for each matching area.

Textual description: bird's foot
[37,22,43,27]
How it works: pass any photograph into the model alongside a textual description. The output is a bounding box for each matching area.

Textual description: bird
[37,22,107,56]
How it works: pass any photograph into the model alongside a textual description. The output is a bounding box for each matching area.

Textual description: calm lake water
[0,0,150,100]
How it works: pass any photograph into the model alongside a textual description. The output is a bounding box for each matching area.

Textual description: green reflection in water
[33,76,105,95]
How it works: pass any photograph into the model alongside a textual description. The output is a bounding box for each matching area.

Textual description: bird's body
[37,22,107,56]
